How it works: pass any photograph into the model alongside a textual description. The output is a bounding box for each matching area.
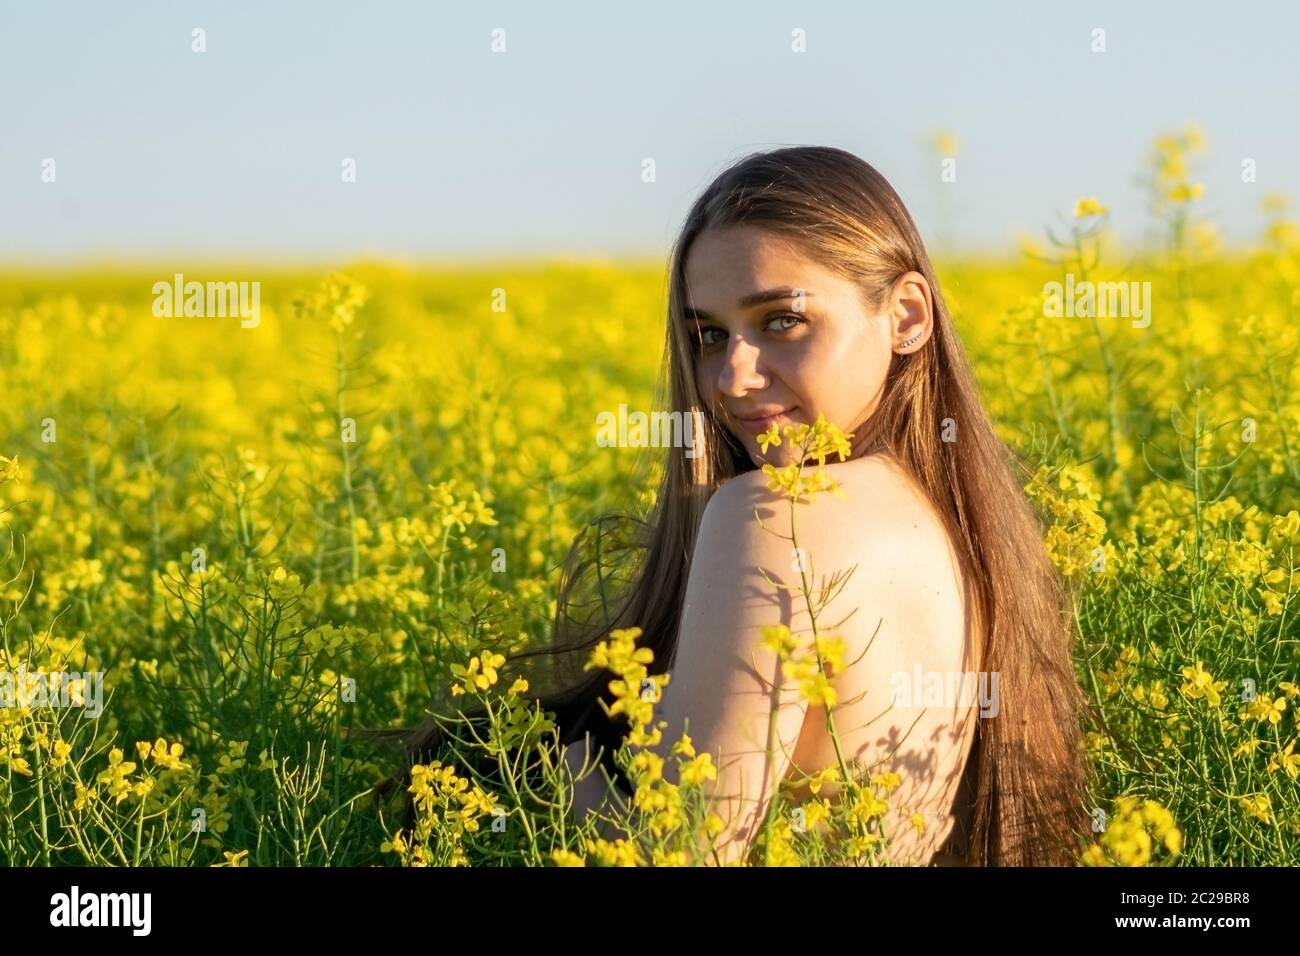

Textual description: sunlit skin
[681,223,935,468]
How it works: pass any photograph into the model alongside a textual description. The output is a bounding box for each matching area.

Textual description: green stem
[336,334,361,588]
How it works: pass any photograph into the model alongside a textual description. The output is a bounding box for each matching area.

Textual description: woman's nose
[717,336,767,396]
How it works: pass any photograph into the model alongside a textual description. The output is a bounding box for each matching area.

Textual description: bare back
[777,451,986,865]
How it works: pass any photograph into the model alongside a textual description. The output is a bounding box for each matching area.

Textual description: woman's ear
[891,271,934,353]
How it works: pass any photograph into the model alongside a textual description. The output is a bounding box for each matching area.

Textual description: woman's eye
[692,314,805,349]
[768,313,806,332]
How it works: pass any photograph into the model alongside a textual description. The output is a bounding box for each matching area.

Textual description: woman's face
[683,224,932,468]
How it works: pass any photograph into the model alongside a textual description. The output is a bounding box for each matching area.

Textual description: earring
[898,331,924,350]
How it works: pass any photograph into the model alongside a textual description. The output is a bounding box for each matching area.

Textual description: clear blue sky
[2,0,1296,262]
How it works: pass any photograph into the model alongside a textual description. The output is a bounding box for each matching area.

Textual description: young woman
[378,145,1094,866]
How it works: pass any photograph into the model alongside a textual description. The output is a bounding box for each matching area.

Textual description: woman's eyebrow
[683,287,815,322]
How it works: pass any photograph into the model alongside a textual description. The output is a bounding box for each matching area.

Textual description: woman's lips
[735,408,797,432]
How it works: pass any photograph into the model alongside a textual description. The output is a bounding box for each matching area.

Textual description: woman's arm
[564,732,630,843]
[644,470,821,865]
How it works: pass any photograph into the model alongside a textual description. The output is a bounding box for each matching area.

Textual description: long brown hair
[367,145,1096,866]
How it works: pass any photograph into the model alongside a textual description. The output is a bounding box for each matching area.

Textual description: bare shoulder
[677,453,935,679]
[704,453,952,568]
[703,452,977,671]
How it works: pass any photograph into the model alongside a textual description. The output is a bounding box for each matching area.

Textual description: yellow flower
[137,737,189,771]
[626,717,666,748]
[584,837,644,867]
[760,816,800,867]
[1239,693,1287,726]
[50,740,73,769]
[159,742,188,770]
[69,781,95,812]
[217,747,246,775]
[796,671,836,707]
[757,423,782,455]
[1179,661,1227,709]
[380,830,410,857]
[1166,182,1205,204]
[804,767,841,795]
[762,462,800,497]
[804,800,831,831]
[931,130,959,157]
[450,652,507,696]
[0,455,20,484]
[96,748,138,804]
[584,628,653,675]
[293,272,368,333]
[1265,739,1300,779]
[1159,153,1188,180]
[1149,681,1169,710]
[1239,793,1273,825]
[551,849,587,867]
[758,415,853,501]
[759,624,800,659]
[1080,843,1108,866]
[849,789,889,826]
[814,635,846,676]
[800,414,854,467]
[132,778,156,800]
[1074,197,1109,218]
[678,753,717,787]
[870,771,902,793]
[1080,796,1184,867]
[846,833,883,859]
[1164,827,1185,856]
[629,749,665,786]
[1234,738,1264,758]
